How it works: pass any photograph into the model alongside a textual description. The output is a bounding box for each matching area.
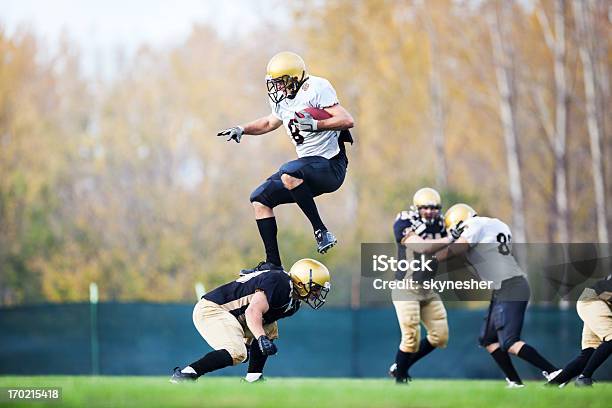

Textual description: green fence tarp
[0,303,610,379]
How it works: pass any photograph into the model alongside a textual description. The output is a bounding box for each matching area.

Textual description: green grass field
[0,377,610,408]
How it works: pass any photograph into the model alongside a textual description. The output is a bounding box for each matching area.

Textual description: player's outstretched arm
[217,114,282,143]
[318,104,355,131]
[434,237,470,262]
[402,233,452,254]
[243,114,283,135]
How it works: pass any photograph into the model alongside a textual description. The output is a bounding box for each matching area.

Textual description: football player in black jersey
[170,259,330,383]
[389,188,450,383]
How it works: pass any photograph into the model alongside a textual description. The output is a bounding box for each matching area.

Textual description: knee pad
[249,181,273,206]
[228,344,248,365]
[399,317,420,353]
[278,163,301,179]
[427,319,449,349]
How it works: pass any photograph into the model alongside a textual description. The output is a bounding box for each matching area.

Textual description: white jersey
[461,216,526,290]
[269,75,341,159]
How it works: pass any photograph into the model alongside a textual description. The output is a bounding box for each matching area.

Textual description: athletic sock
[490,348,522,383]
[256,217,281,266]
[516,344,556,373]
[189,349,233,377]
[550,348,595,384]
[395,349,413,379]
[287,183,326,232]
[248,340,268,374]
[406,338,436,370]
[582,340,612,378]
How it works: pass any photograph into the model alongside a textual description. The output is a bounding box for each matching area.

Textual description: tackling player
[170,259,330,383]
[389,188,449,383]
[547,274,612,387]
[417,204,561,387]
[217,52,354,274]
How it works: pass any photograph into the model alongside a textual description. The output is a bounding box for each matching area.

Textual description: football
[296,107,332,120]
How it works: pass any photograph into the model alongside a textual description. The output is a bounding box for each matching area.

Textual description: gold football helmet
[266,51,308,104]
[413,187,442,209]
[288,258,330,309]
[444,203,477,230]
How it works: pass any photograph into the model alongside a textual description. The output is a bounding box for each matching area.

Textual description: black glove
[217,126,244,143]
[449,221,466,242]
[593,278,612,300]
[257,335,278,356]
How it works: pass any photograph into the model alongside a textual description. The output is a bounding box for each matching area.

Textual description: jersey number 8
[496,233,512,255]
[288,119,305,145]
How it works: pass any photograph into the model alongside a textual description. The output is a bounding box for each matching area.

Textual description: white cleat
[388,363,398,378]
[543,369,562,382]
[505,378,525,388]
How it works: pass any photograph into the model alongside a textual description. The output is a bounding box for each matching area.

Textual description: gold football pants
[192,298,279,365]
[393,296,448,353]
[577,297,612,349]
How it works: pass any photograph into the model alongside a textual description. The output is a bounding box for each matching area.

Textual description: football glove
[257,335,278,356]
[408,207,427,237]
[593,278,612,301]
[449,221,466,243]
[217,126,244,143]
[294,111,318,132]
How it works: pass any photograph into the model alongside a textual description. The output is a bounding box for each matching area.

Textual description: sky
[1,0,285,78]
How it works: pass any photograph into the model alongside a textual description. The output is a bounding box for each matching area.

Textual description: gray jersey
[269,75,340,159]
[462,216,526,290]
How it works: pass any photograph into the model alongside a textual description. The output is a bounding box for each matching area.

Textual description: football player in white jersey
[419,204,561,387]
[217,52,354,274]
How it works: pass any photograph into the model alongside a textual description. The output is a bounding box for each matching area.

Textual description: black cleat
[389,363,412,383]
[315,229,337,254]
[240,261,283,276]
[395,376,411,385]
[170,367,198,383]
[574,375,594,387]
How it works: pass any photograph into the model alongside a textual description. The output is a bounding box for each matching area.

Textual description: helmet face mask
[266,73,304,104]
[303,281,330,310]
[413,188,442,225]
[417,205,442,225]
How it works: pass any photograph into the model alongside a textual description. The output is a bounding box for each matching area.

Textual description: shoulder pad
[395,210,410,221]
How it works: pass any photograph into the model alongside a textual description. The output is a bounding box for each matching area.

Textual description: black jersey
[592,273,612,300]
[204,270,295,325]
[393,210,447,260]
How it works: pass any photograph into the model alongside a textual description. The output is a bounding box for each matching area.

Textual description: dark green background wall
[1,303,610,380]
